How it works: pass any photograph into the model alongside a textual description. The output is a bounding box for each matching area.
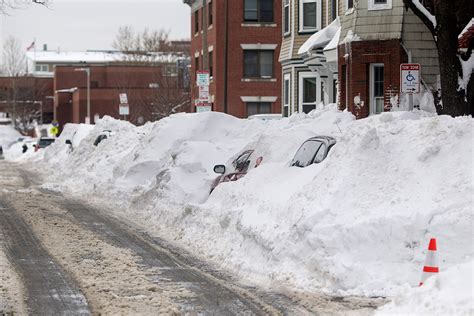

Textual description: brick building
[337,0,439,118]
[184,0,282,118]
[0,76,54,124]
[54,64,190,129]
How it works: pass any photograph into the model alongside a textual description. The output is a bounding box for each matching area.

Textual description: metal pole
[86,68,91,124]
[40,101,43,125]
[408,93,414,111]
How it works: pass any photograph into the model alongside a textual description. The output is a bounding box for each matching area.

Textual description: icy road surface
[0,162,382,315]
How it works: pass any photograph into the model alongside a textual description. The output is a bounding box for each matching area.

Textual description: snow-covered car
[34,137,56,152]
[93,130,113,146]
[210,149,264,194]
[290,136,336,167]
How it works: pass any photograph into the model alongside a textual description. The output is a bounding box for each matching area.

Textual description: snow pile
[0,125,21,148]
[28,108,473,305]
[376,260,473,315]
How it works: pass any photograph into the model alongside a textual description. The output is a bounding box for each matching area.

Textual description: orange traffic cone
[419,238,439,286]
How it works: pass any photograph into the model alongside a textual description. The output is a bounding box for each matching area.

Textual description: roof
[26,51,186,64]
[298,18,340,55]
[459,19,474,49]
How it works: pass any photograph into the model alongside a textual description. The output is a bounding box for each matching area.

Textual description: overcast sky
[0,0,190,53]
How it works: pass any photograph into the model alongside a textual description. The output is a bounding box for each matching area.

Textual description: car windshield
[291,140,323,167]
[232,150,254,173]
[39,139,55,146]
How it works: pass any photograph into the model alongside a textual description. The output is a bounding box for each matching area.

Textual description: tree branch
[403,0,436,36]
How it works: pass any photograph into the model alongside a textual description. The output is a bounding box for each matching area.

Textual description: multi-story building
[279,0,341,117]
[184,0,282,118]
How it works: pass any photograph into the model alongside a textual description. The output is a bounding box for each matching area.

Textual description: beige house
[279,0,341,116]
[291,0,439,118]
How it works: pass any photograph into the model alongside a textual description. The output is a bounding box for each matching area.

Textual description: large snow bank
[376,260,473,315]
[31,108,473,304]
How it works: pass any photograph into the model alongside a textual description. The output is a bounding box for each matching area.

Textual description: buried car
[290,136,336,167]
[34,137,56,152]
[93,130,113,146]
[210,149,264,194]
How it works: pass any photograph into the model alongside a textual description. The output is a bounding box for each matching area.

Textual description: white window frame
[283,0,291,35]
[369,63,385,115]
[283,73,291,115]
[345,0,354,14]
[368,0,392,11]
[298,72,321,113]
[299,0,321,32]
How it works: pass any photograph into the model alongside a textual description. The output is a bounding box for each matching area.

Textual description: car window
[313,143,327,163]
[291,140,322,167]
[39,139,55,146]
[232,150,253,172]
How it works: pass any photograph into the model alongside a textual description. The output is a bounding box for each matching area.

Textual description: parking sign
[400,64,421,94]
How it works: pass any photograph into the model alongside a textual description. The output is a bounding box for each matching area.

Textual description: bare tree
[0,0,49,14]
[403,0,474,116]
[111,26,191,122]
[1,36,26,76]
[112,26,172,64]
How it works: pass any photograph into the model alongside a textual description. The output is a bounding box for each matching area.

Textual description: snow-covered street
[0,106,472,314]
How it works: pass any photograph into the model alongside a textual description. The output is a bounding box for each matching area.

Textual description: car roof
[305,136,336,145]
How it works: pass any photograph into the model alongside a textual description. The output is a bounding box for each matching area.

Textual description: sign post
[196,71,211,112]
[400,63,421,111]
[119,93,129,121]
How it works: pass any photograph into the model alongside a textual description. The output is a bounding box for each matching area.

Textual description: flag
[27,40,35,51]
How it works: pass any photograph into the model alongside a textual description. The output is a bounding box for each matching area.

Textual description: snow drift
[23,107,473,312]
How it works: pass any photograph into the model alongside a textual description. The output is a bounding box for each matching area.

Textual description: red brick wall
[338,40,408,119]
[190,0,282,118]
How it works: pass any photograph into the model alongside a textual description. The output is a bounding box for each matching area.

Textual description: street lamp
[74,67,91,124]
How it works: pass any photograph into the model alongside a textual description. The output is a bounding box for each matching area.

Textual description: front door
[370,63,384,115]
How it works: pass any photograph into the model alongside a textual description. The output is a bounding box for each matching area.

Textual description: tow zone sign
[400,63,421,94]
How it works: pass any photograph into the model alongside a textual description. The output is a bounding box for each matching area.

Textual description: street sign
[196,71,210,87]
[119,93,128,104]
[196,105,212,113]
[198,85,210,102]
[400,63,421,94]
[119,104,130,115]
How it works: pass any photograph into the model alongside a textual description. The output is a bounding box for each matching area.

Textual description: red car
[210,149,263,194]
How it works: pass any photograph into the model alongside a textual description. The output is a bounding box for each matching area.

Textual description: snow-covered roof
[298,17,340,55]
[26,51,185,64]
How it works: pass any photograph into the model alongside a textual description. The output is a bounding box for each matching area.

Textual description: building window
[370,64,384,115]
[284,0,290,34]
[368,0,392,10]
[346,0,353,11]
[243,50,274,78]
[246,102,272,116]
[300,0,318,31]
[299,72,320,113]
[194,10,199,34]
[35,64,49,72]
[331,0,338,21]
[208,0,213,26]
[209,51,213,78]
[195,56,199,77]
[244,0,274,23]
[283,73,290,117]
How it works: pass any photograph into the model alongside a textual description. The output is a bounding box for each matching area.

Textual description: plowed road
[0,162,382,315]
